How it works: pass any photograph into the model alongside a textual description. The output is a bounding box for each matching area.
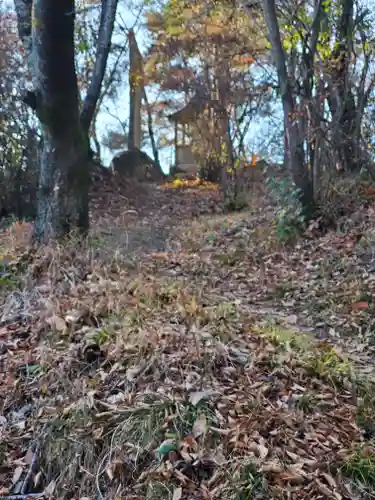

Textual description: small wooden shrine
[167,94,207,176]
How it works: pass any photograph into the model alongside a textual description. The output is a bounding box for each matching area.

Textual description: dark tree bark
[80,0,118,134]
[328,0,357,172]
[14,0,118,243]
[262,0,311,214]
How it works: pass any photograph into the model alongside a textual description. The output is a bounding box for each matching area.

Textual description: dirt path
[120,187,375,383]
[93,178,375,384]
[91,181,224,255]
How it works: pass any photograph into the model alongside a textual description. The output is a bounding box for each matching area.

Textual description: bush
[266,164,306,244]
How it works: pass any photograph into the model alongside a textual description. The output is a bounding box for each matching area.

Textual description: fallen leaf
[105,466,114,481]
[285,450,300,462]
[34,471,42,488]
[47,315,66,332]
[12,466,23,485]
[150,252,170,261]
[172,487,182,500]
[24,447,34,465]
[258,443,269,459]
[0,327,9,337]
[189,390,215,406]
[65,308,89,324]
[261,462,283,473]
[322,472,337,489]
[315,478,333,497]
[192,414,207,438]
[351,301,369,312]
[279,470,305,485]
[183,435,198,451]
[126,361,146,381]
[285,314,298,325]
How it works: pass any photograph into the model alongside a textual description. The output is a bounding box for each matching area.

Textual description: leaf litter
[0,178,374,498]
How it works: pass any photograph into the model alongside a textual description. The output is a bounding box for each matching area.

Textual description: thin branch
[14,0,38,106]
[262,0,289,99]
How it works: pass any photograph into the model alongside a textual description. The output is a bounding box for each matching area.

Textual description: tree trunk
[91,118,102,162]
[34,128,90,242]
[128,29,143,151]
[15,0,118,243]
[262,0,318,218]
[282,97,314,216]
[328,0,357,171]
[143,86,162,174]
[31,0,89,242]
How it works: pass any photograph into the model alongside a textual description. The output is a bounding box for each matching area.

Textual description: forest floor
[1,175,375,499]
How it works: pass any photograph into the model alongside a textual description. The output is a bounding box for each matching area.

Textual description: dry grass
[1,185,375,499]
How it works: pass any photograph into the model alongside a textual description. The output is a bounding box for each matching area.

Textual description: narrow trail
[90,177,375,382]
[90,178,225,255]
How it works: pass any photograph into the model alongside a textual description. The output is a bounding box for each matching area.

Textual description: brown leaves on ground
[0,181,375,499]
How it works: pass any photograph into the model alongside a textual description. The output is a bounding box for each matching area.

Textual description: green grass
[257,322,354,389]
[355,379,375,438]
[341,446,375,487]
[220,459,267,499]
[143,481,174,499]
[303,345,353,387]
[256,322,313,351]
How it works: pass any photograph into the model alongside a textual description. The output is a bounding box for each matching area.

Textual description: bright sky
[6,0,375,175]
[6,0,282,172]
[95,4,178,172]
[95,3,284,172]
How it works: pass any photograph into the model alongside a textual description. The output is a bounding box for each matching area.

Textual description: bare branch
[14,0,38,105]
[309,0,323,56]
[80,0,119,133]
[262,0,288,99]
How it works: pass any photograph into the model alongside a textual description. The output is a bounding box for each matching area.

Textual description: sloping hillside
[0,179,375,499]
